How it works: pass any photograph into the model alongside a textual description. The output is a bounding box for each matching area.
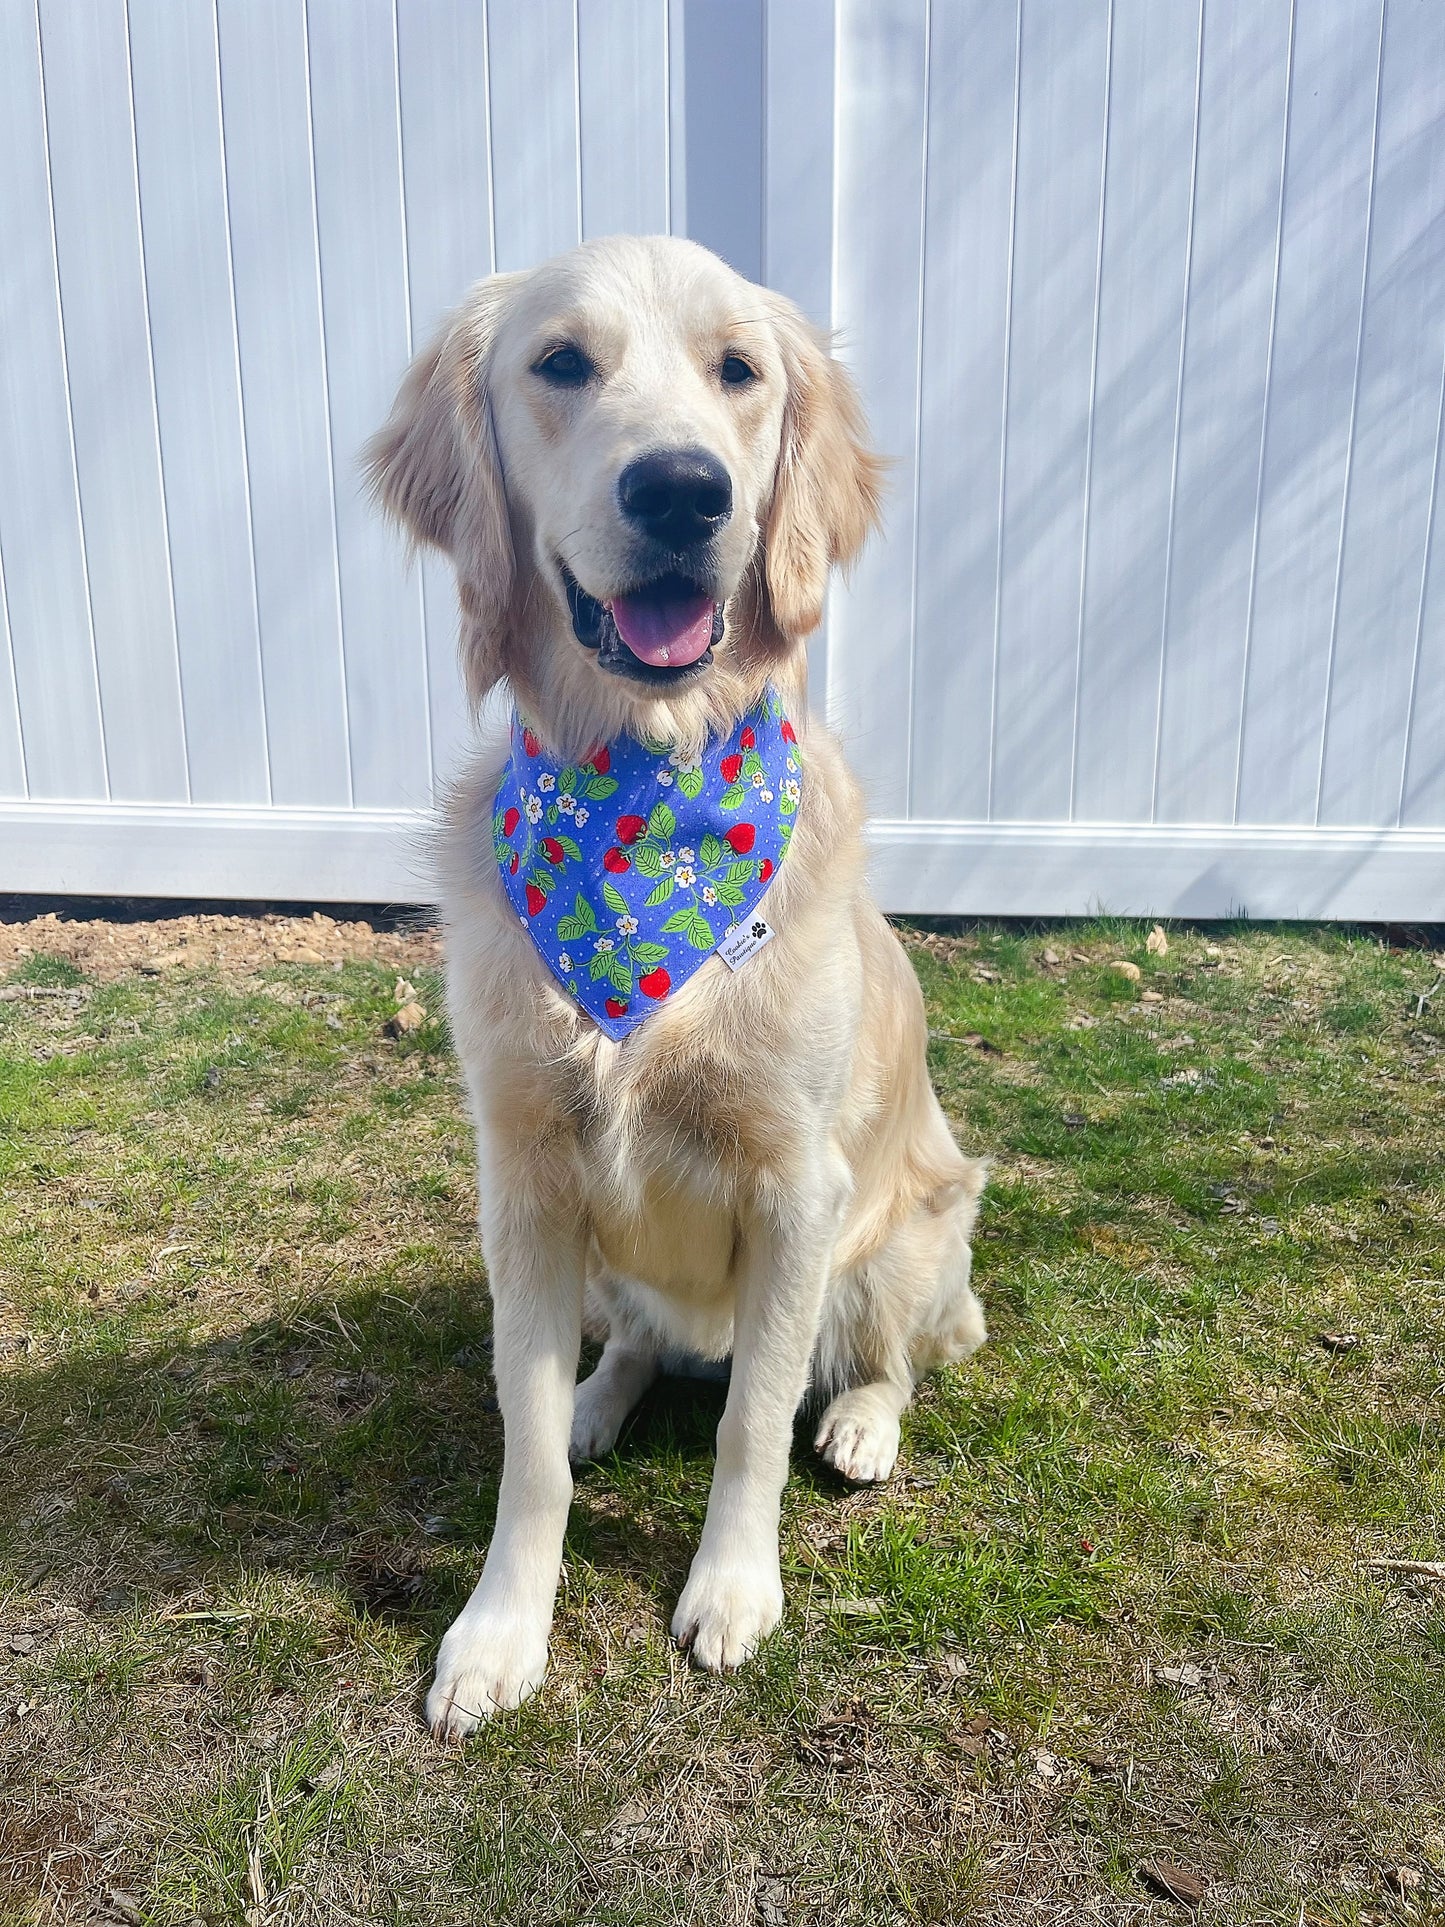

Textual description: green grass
[1,921,1443,1925]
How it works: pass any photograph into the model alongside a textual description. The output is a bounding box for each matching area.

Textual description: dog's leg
[814,1377,910,1483]
[814,1161,986,1485]
[570,1330,660,1461]
[426,1182,585,1742]
[672,1155,848,1672]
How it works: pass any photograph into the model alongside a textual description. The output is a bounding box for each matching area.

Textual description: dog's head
[367,236,882,742]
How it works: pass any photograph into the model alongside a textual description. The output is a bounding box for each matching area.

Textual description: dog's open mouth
[564,568,724,685]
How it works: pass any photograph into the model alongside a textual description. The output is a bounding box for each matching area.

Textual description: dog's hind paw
[814,1387,902,1484]
[425,1609,549,1741]
[569,1374,631,1461]
[672,1556,783,1672]
[568,1343,659,1463]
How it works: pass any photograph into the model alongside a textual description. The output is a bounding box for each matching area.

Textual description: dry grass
[1,911,1443,1926]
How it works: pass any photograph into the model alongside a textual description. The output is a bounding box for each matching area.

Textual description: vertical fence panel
[394,0,494,795]
[989,0,1110,823]
[39,0,189,802]
[308,0,432,811]
[487,0,579,271]
[826,0,926,817]
[1234,1,1384,825]
[763,0,834,713]
[681,0,762,282]
[1400,373,1445,826]
[1070,0,1199,824]
[1152,0,1293,826]
[1317,0,1445,827]
[0,543,22,798]
[762,0,833,326]
[2,5,109,802]
[217,0,351,807]
[907,0,1017,826]
[577,0,668,240]
[129,0,269,806]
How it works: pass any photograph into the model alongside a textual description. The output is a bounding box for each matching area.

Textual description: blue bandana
[493,689,801,1038]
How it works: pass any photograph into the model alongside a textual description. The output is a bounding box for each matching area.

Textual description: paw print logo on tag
[718,917,776,972]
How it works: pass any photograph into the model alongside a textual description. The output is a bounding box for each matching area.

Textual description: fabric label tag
[717,916,775,972]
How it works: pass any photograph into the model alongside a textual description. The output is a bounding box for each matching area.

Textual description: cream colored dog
[369,235,986,1741]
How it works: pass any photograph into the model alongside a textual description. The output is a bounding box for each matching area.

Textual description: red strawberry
[602,846,630,873]
[720,753,743,784]
[588,746,611,774]
[605,996,629,1018]
[758,858,773,881]
[540,836,565,865]
[509,854,519,875]
[502,807,520,837]
[724,823,755,854]
[638,967,671,999]
[616,814,647,844]
[524,882,546,916]
[781,719,796,744]
[522,727,541,757]
[740,726,756,749]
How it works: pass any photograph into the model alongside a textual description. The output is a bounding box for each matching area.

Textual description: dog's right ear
[366,275,519,706]
[761,304,886,646]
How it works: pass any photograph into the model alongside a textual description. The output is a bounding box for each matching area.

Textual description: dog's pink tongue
[610,589,715,667]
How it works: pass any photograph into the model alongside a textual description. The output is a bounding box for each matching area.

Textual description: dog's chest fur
[558,980,780,1307]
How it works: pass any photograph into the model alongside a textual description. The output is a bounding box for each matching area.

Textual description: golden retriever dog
[369,235,986,1741]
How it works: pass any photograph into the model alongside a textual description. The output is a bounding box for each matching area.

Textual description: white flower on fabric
[759,789,774,803]
[538,772,556,792]
[660,852,675,869]
[787,756,798,773]
[656,769,674,786]
[574,807,589,826]
[594,936,614,953]
[678,847,696,864]
[701,886,717,905]
[615,914,638,935]
[558,951,573,972]
[523,795,543,824]
[675,865,696,888]
[751,771,765,788]
[557,792,576,814]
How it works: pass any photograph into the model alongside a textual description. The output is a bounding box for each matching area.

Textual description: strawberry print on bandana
[493,689,802,1039]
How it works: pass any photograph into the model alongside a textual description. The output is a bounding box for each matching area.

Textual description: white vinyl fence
[2,0,1443,917]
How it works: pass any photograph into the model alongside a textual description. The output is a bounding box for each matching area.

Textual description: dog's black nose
[617,448,733,547]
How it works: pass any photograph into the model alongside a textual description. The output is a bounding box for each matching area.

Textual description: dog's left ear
[761,305,886,643]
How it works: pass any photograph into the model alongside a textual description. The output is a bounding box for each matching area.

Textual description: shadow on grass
[0,1277,744,1641]
[3,1267,1116,1691]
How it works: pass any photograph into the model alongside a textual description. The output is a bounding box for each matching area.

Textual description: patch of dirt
[0,1790,136,1924]
[900,927,982,963]
[0,909,442,981]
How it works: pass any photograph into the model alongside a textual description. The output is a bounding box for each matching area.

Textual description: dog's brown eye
[533,345,593,388]
[720,354,757,387]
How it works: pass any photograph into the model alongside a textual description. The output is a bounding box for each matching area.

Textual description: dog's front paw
[425,1608,549,1742]
[671,1556,783,1672]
